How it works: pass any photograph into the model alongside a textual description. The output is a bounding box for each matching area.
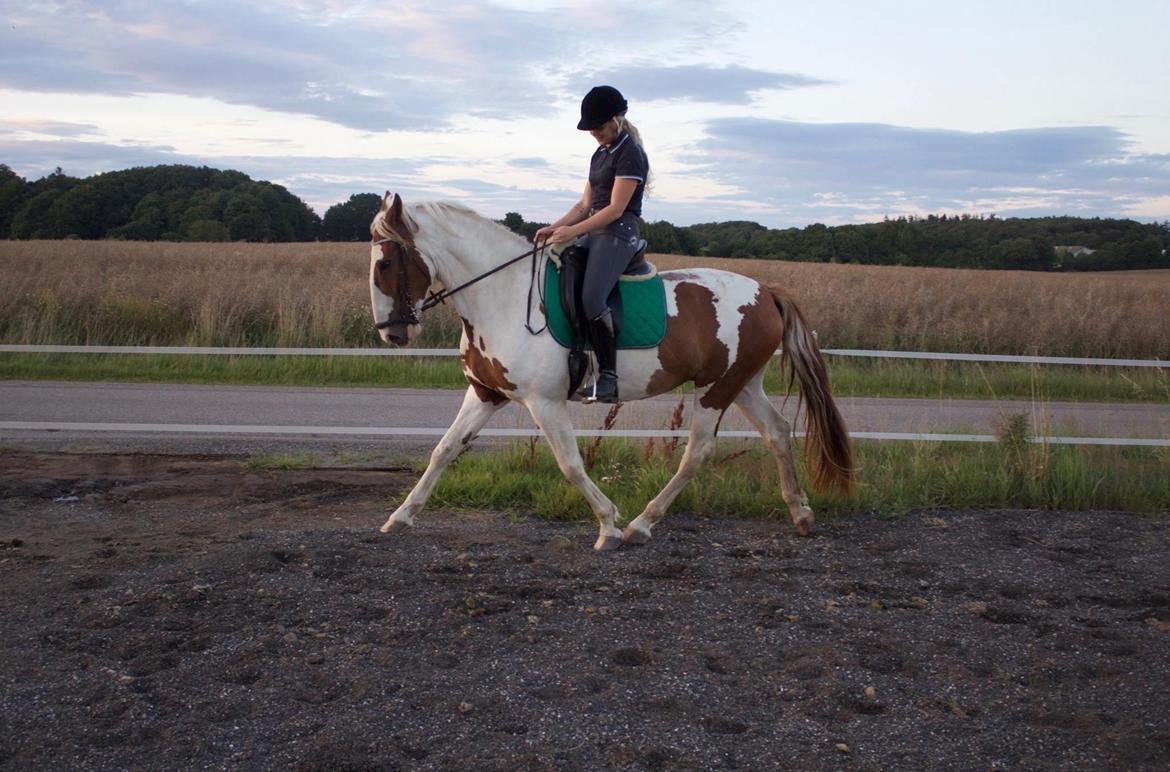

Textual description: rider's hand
[533,225,554,244]
[548,225,577,244]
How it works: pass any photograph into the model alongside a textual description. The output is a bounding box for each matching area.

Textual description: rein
[372,236,549,334]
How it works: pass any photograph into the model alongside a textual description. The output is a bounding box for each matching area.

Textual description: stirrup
[582,370,619,404]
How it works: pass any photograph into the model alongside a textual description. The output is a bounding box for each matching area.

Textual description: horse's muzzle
[376,321,415,346]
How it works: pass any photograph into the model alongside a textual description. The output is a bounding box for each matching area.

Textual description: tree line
[503,212,1170,272]
[3,163,1167,271]
[0,164,380,243]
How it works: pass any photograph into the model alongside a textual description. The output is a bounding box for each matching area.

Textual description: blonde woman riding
[535,85,650,403]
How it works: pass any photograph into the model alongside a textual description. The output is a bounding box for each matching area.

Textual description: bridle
[371,234,548,334]
[372,236,427,330]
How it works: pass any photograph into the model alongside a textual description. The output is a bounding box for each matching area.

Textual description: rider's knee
[582,294,609,320]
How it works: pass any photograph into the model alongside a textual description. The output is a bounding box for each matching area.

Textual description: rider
[535,85,650,404]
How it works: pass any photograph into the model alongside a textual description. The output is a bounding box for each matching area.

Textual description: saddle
[546,239,666,398]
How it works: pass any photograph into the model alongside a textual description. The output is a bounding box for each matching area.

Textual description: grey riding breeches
[574,213,641,320]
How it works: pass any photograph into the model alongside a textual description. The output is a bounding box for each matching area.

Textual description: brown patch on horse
[460,318,515,404]
[645,283,729,396]
[699,287,784,411]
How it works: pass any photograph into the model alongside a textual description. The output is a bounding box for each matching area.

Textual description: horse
[369,192,853,550]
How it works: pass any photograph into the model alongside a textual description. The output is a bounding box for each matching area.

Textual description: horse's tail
[769,286,855,495]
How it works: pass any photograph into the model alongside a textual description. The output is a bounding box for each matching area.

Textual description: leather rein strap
[371,236,548,333]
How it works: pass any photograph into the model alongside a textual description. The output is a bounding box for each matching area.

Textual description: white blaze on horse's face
[369,243,397,345]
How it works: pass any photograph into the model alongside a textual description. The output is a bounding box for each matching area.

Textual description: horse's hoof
[380,520,411,535]
[793,515,814,537]
[594,535,623,552]
[622,525,651,546]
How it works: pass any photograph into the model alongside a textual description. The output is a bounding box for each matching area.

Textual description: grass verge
[425,438,1170,522]
[1,352,1166,403]
[0,353,466,389]
[244,452,321,472]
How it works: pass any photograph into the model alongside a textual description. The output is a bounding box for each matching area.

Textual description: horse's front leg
[524,397,623,551]
[622,399,722,545]
[381,385,505,533]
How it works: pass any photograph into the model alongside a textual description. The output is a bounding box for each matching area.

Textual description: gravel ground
[0,450,1168,770]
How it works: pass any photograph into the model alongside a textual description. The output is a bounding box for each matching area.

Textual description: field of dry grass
[1,241,385,347]
[2,240,1168,358]
[652,255,1170,358]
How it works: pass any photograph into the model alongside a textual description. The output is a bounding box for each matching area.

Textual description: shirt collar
[606,132,630,154]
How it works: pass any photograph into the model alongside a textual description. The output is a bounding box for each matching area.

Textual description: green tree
[224,193,271,241]
[0,165,31,238]
[641,219,682,254]
[2,165,320,241]
[185,219,231,241]
[501,212,525,234]
[322,193,384,241]
[988,237,1050,270]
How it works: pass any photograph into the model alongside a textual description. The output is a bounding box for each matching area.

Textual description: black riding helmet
[577,85,628,130]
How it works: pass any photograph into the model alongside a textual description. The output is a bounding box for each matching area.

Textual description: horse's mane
[407,200,529,246]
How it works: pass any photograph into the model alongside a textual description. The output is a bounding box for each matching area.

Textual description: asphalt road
[1,381,1166,458]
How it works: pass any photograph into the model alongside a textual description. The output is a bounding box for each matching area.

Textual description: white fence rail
[2,344,1165,368]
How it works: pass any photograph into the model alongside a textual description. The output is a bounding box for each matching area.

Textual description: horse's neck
[411,204,533,331]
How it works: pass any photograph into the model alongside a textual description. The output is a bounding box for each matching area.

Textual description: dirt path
[1,450,1168,770]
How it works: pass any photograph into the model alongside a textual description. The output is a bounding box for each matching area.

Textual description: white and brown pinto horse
[370,193,853,550]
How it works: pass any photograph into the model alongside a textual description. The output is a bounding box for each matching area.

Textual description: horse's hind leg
[733,373,814,535]
[623,399,720,545]
[380,385,505,533]
[523,397,623,551]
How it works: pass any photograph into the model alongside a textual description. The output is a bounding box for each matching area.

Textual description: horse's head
[369,192,433,346]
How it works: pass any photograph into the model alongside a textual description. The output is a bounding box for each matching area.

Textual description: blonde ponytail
[615,116,652,194]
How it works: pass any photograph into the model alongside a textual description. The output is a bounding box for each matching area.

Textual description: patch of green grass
[245,452,321,471]
[1,352,1166,402]
[0,353,469,389]
[785,357,1169,404]
[424,438,1170,522]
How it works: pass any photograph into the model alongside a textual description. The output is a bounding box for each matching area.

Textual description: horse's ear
[387,192,404,224]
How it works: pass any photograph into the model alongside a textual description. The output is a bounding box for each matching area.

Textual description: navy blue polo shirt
[588,132,649,218]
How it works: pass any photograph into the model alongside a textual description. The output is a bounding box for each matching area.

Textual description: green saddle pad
[543,258,667,350]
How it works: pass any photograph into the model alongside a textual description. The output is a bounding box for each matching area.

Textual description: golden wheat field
[1,240,1168,358]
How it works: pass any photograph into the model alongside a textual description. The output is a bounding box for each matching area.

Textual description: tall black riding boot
[584,309,620,404]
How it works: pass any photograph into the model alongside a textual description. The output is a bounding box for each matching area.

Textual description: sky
[2,0,1168,228]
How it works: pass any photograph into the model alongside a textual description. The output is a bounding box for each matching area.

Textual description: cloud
[507,157,550,169]
[0,138,182,175]
[0,137,578,217]
[0,1,721,131]
[0,119,101,138]
[1,3,451,131]
[577,65,830,104]
[676,118,1170,224]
